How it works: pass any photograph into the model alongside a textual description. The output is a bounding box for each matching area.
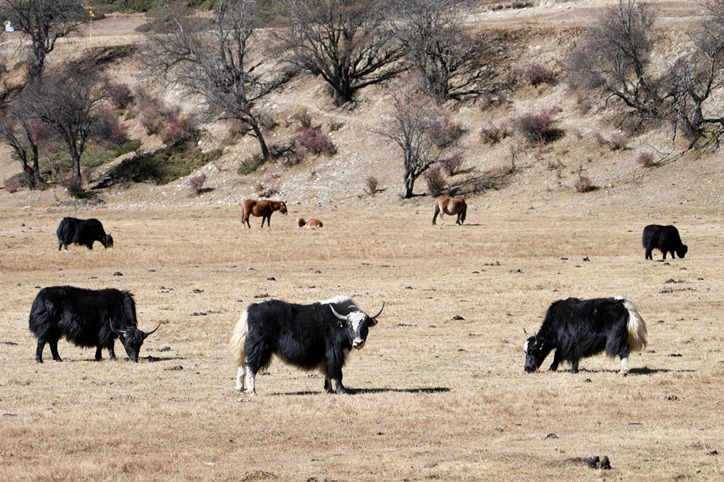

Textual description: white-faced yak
[524,297,647,375]
[230,295,384,394]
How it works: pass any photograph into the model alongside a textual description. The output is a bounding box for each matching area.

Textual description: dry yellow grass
[0,200,721,481]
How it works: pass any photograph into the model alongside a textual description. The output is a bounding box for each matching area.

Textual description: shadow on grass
[271,387,451,396]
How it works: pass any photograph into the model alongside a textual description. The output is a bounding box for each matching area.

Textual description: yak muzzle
[352,339,365,349]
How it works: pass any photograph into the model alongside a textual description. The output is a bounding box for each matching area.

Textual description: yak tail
[229,309,249,366]
[618,297,648,352]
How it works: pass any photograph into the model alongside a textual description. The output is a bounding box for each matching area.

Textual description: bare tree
[666,0,724,147]
[0,91,48,187]
[567,0,662,118]
[31,63,109,184]
[0,0,85,86]
[283,0,406,105]
[145,0,293,161]
[393,0,486,103]
[378,90,452,198]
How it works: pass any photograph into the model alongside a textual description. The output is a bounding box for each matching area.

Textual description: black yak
[29,286,159,363]
[642,224,687,260]
[524,297,647,375]
[230,295,383,394]
[56,217,113,251]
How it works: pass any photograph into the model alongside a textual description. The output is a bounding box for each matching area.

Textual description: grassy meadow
[0,200,721,481]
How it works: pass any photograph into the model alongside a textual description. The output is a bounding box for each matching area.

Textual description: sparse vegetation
[574,173,596,193]
[516,109,564,146]
[365,175,380,195]
[294,127,336,156]
[636,151,656,168]
[522,62,556,87]
[424,165,446,196]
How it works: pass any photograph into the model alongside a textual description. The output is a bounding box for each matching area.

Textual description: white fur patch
[523,340,529,353]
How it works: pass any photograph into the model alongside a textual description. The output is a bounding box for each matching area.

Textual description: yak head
[523,334,553,373]
[676,243,688,258]
[110,322,160,361]
[102,234,114,249]
[330,303,384,349]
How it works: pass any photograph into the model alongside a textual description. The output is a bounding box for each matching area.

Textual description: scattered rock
[113,272,123,276]
[451,315,464,320]
[424,461,438,469]
[545,432,558,440]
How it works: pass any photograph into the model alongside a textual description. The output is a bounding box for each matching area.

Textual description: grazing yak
[241,199,287,228]
[297,217,323,228]
[524,296,647,375]
[56,217,113,251]
[29,286,159,363]
[432,196,467,225]
[230,295,384,395]
[642,224,688,260]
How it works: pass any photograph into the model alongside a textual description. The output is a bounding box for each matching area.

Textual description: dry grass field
[1,0,722,480]
[0,198,721,481]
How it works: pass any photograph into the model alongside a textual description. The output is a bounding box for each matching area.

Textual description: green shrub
[110,142,222,185]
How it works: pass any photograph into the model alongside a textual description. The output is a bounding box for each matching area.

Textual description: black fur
[524,297,633,373]
[56,217,113,251]
[242,297,380,394]
[28,286,157,363]
[642,224,687,260]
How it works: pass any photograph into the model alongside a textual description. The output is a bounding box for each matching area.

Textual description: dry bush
[294,127,336,156]
[428,119,465,149]
[574,174,596,193]
[425,165,447,196]
[365,175,380,195]
[521,62,557,87]
[187,172,207,197]
[480,123,509,145]
[594,132,628,151]
[439,152,466,176]
[108,82,134,110]
[516,109,564,146]
[290,108,313,130]
[636,151,656,167]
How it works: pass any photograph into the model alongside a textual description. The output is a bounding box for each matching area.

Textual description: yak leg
[35,339,46,363]
[619,357,629,375]
[48,339,62,362]
[645,248,653,260]
[549,350,562,371]
[235,365,246,391]
[95,346,104,361]
[569,357,580,373]
[244,367,256,395]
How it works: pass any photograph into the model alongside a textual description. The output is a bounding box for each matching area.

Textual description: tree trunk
[250,123,270,161]
[401,171,416,198]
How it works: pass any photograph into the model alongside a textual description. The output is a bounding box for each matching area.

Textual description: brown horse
[297,217,323,229]
[241,199,288,228]
[432,196,467,225]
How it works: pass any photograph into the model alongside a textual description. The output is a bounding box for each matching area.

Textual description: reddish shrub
[109,83,134,109]
[295,127,336,156]
[428,119,465,149]
[522,62,557,87]
[188,172,207,196]
[636,151,656,167]
[160,114,198,147]
[517,110,563,146]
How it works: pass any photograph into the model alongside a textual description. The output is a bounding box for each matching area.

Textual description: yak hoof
[618,370,629,376]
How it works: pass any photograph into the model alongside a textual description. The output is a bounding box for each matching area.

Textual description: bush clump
[294,127,336,156]
[517,110,564,146]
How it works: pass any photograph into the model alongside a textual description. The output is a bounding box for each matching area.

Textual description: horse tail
[460,201,467,224]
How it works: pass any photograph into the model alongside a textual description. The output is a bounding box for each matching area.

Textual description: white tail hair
[616,297,648,352]
[230,308,249,367]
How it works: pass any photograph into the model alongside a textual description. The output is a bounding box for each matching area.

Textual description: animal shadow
[275,387,451,396]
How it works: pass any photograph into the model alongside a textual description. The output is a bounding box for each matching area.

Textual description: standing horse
[432,196,467,225]
[241,199,288,228]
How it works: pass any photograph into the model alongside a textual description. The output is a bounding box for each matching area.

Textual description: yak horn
[143,323,160,337]
[329,305,348,321]
[110,321,126,335]
[370,302,385,319]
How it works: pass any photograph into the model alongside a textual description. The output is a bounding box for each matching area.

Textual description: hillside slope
[0,0,720,214]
